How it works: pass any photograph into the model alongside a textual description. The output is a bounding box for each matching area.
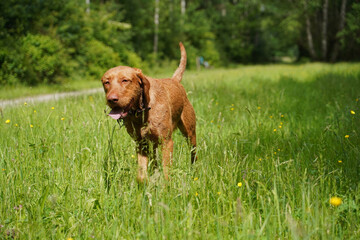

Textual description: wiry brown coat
[101,43,196,182]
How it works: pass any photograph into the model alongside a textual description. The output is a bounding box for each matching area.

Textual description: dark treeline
[0,0,359,85]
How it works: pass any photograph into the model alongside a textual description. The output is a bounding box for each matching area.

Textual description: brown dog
[101,43,196,182]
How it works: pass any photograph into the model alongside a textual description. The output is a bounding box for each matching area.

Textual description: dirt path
[0,88,102,108]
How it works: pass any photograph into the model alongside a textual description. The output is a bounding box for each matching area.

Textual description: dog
[101,43,196,182]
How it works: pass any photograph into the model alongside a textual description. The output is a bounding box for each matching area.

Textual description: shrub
[21,34,70,84]
[83,39,121,78]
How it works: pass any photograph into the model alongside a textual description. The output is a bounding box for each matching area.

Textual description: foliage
[1,64,360,238]
[0,0,359,86]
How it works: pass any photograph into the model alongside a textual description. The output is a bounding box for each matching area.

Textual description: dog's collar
[128,106,151,118]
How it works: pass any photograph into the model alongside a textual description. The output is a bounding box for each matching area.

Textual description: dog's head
[101,66,150,120]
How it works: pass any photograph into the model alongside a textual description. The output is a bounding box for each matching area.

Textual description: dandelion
[270,116,273,119]
[231,104,234,106]
[67,238,74,240]
[210,120,214,123]
[14,124,18,127]
[51,107,55,110]
[356,98,359,102]
[278,148,280,151]
[61,117,65,121]
[237,182,242,187]
[338,160,342,163]
[279,125,282,128]
[195,192,199,196]
[230,108,234,111]
[350,110,355,115]
[24,102,27,106]
[257,106,261,110]
[33,110,36,113]
[5,119,10,124]
[216,102,218,105]
[345,135,349,138]
[194,177,198,181]
[274,152,277,155]
[131,154,135,158]
[330,197,342,207]
[273,128,277,132]
[2,169,5,171]
[217,192,221,195]
[280,122,283,125]
[259,158,262,161]
[281,114,284,118]
[30,124,34,128]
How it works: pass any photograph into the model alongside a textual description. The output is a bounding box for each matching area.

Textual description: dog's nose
[107,95,119,104]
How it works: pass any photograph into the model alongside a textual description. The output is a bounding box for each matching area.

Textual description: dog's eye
[122,79,130,83]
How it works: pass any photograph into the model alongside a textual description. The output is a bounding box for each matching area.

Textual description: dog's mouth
[108,99,134,120]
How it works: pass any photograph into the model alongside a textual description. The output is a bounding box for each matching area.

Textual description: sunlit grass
[1,63,360,238]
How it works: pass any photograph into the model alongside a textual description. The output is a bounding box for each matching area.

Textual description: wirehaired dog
[101,43,196,182]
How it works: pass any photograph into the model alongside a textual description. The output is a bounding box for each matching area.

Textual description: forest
[0,0,359,85]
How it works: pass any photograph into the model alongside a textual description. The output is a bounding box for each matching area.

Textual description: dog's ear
[134,68,150,109]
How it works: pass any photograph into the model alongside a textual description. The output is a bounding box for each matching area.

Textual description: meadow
[1,63,360,239]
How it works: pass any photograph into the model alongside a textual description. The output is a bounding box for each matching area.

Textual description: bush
[83,39,121,78]
[21,34,71,84]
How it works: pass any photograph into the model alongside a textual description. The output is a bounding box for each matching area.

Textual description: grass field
[1,63,360,239]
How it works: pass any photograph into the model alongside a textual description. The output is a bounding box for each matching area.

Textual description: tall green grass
[1,63,360,239]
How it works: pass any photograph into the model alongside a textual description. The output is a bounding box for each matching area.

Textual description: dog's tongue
[108,108,127,120]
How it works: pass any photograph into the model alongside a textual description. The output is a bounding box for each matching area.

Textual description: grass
[1,63,360,239]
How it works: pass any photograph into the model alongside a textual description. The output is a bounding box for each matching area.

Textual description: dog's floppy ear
[134,68,150,109]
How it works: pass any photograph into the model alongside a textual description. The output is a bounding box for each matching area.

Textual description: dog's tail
[172,42,187,82]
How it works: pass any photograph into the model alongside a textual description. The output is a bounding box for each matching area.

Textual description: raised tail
[172,42,187,82]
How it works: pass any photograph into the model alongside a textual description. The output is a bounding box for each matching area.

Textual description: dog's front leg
[161,138,174,180]
[136,144,149,183]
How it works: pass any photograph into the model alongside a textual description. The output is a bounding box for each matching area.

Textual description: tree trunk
[181,0,186,15]
[154,0,159,57]
[86,0,90,14]
[331,0,347,62]
[321,0,328,61]
[304,1,316,60]
[306,16,316,59]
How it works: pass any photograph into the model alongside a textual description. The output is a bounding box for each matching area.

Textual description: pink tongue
[108,109,125,120]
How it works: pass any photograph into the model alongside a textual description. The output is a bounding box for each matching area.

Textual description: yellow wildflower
[30,124,34,128]
[330,197,342,207]
[270,116,273,119]
[237,182,242,187]
[5,119,10,124]
[195,192,199,196]
[281,114,284,118]
[14,124,18,127]
[34,110,36,113]
[350,110,355,115]
[280,122,283,125]
[24,102,27,106]
[230,108,234,111]
[194,177,198,181]
[259,158,262,161]
[345,135,349,138]
[279,125,282,128]
[217,192,221,195]
[274,152,277,155]
[61,117,65,121]
[257,106,261,110]
[51,107,55,110]
[338,160,342,163]
[273,129,277,132]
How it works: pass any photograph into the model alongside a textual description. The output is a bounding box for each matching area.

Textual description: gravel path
[0,88,102,108]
